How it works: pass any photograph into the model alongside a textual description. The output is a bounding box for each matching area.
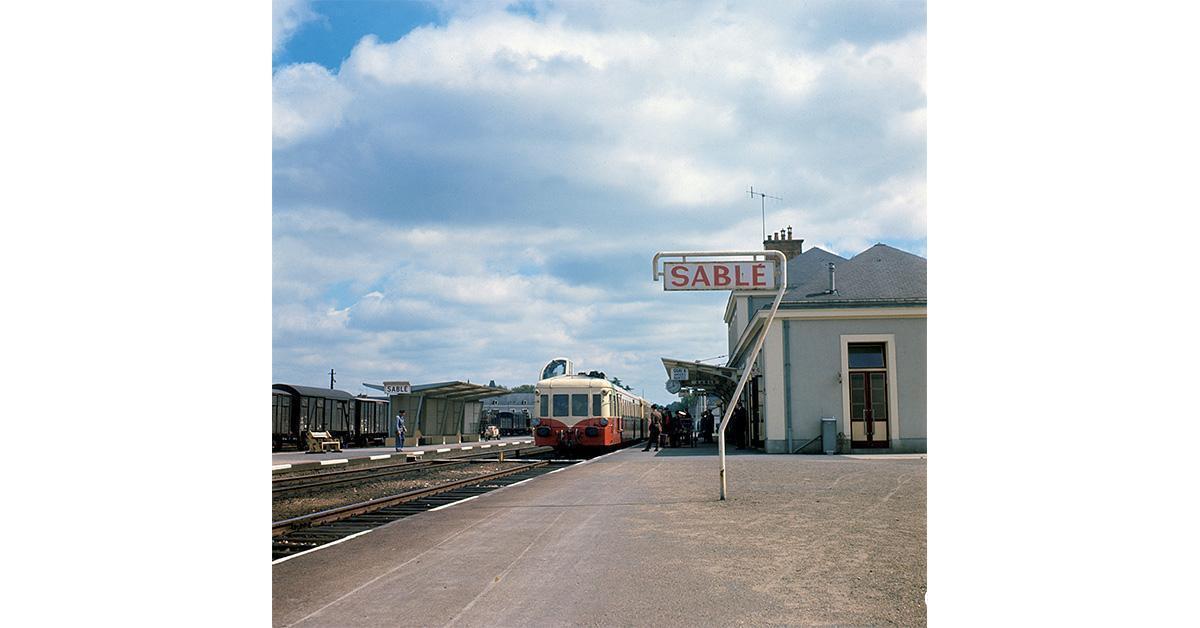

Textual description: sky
[272,0,926,403]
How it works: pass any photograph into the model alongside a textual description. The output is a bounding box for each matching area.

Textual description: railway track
[272,445,553,495]
[272,459,575,561]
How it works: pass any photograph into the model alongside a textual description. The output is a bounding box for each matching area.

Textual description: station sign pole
[652,250,787,500]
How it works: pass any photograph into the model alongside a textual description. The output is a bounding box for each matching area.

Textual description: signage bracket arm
[714,250,785,500]
[651,249,786,500]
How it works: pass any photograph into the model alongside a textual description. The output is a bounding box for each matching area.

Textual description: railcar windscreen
[571,394,588,416]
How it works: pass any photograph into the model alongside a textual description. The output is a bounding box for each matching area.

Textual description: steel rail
[272,459,471,495]
[271,460,548,536]
[273,445,553,485]
[273,459,433,484]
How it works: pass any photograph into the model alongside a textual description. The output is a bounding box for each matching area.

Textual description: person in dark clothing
[732,402,748,449]
[671,410,689,447]
[701,409,714,444]
[643,416,661,451]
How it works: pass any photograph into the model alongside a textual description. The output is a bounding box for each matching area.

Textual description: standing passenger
[395,410,407,452]
[644,415,661,452]
[645,405,660,449]
[701,409,715,444]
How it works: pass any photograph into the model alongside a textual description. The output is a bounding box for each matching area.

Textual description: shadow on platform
[636,443,764,457]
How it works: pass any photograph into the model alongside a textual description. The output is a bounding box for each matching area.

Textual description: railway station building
[711,235,927,454]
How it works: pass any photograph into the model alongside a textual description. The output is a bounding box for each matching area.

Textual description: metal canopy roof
[409,381,510,402]
[272,384,357,401]
[363,381,508,401]
[660,358,740,404]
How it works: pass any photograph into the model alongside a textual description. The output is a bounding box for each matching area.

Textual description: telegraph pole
[329,369,336,389]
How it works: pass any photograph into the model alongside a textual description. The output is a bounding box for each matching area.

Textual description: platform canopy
[409,381,509,401]
[363,381,508,401]
[660,358,740,404]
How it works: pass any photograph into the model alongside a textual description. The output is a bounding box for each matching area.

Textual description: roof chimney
[827,262,837,293]
[763,225,803,260]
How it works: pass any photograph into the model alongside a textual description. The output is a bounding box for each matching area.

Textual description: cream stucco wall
[732,307,926,453]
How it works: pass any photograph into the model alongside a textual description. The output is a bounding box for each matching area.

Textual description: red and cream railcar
[533,372,648,449]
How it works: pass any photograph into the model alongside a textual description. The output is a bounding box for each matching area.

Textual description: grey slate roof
[781,244,926,306]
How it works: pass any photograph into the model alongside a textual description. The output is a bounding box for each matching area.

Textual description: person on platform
[395,410,407,452]
[668,410,681,447]
[647,405,663,446]
[660,409,671,449]
[644,415,662,452]
[732,402,748,450]
[701,409,715,444]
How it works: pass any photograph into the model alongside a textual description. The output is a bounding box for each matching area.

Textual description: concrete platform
[271,437,536,473]
[272,443,926,627]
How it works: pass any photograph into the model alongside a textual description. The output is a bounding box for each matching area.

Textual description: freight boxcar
[271,384,355,451]
[490,411,531,436]
[352,396,389,446]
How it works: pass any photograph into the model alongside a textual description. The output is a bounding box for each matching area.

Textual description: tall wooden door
[848,343,890,448]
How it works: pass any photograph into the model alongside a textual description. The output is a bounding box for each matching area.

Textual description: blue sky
[272,0,927,403]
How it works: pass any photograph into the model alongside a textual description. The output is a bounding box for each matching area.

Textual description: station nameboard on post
[662,261,776,291]
[652,249,787,500]
[383,381,411,395]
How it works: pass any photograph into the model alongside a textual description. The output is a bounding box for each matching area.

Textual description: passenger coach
[533,369,647,449]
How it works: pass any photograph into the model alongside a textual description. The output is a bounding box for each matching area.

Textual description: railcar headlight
[598,418,609,427]
[531,418,540,426]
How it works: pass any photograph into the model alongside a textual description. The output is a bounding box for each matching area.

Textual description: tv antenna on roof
[748,186,782,242]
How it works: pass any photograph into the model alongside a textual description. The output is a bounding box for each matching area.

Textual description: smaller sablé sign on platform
[383,381,411,395]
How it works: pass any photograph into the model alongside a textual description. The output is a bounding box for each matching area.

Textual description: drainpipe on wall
[784,319,793,453]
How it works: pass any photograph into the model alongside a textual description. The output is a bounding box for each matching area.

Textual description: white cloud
[273,0,320,55]
[272,63,351,145]
[276,8,924,203]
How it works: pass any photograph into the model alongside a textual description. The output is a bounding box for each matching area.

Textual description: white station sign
[662,261,776,291]
[383,380,411,395]
[670,367,690,381]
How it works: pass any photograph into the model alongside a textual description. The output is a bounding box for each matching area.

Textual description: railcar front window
[540,395,548,417]
[572,394,589,416]
[593,394,601,416]
[553,394,569,417]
